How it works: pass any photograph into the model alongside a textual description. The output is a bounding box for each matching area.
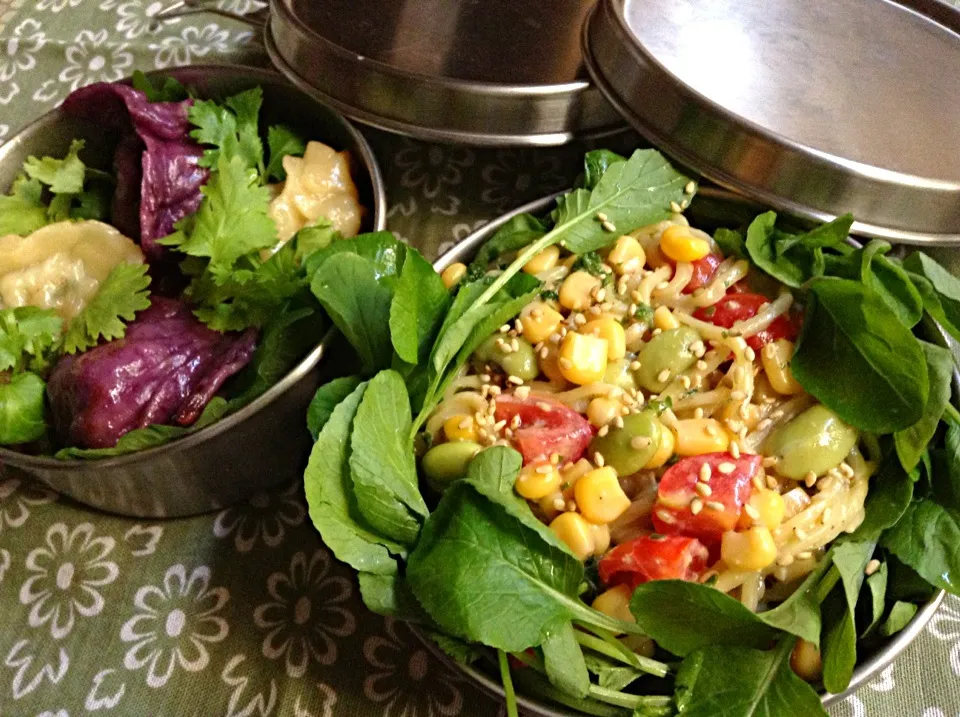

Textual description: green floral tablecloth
[1,2,960,716]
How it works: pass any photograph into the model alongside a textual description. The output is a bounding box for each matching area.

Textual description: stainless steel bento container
[0,65,386,518]
[425,189,948,712]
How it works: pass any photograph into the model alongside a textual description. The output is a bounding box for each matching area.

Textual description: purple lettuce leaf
[48,297,257,449]
[62,82,208,260]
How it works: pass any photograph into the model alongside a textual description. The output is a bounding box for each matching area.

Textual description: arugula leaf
[713,227,746,259]
[582,653,642,692]
[357,572,436,623]
[160,154,277,281]
[469,213,547,270]
[542,621,590,699]
[777,213,853,254]
[307,375,363,440]
[188,88,264,173]
[895,341,953,472]
[265,124,306,182]
[904,253,960,332]
[582,150,626,190]
[883,498,960,594]
[553,149,690,254]
[629,581,777,656]
[744,212,808,288]
[303,380,406,573]
[674,639,827,717]
[0,372,48,445]
[879,601,918,637]
[757,554,835,646]
[422,629,484,666]
[791,277,927,433]
[862,561,888,637]
[0,176,48,236]
[847,455,914,541]
[23,139,87,194]
[55,397,228,458]
[132,70,189,102]
[511,667,631,717]
[389,248,451,365]
[294,221,340,262]
[349,370,428,545]
[932,423,960,511]
[0,307,63,374]
[63,263,151,354]
[820,588,857,694]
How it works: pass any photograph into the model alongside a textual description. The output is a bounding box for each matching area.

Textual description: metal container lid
[265,0,627,146]
[582,0,960,245]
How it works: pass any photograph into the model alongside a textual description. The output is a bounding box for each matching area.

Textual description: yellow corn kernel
[515,463,563,500]
[558,332,608,385]
[659,225,711,263]
[520,301,564,343]
[722,399,762,431]
[790,639,823,682]
[673,418,730,456]
[644,421,675,468]
[591,522,611,556]
[523,245,561,275]
[559,270,601,311]
[582,317,626,360]
[720,526,778,571]
[550,512,595,560]
[653,306,680,331]
[761,339,804,395]
[440,262,466,289]
[587,397,621,428]
[745,489,786,530]
[575,466,630,524]
[607,235,646,274]
[591,585,635,624]
[443,415,478,442]
[537,343,566,384]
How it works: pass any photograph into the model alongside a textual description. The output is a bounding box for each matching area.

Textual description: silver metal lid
[265,0,627,146]
[583,0,960,245]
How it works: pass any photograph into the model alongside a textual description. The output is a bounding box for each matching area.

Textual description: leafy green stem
[574,626,670,678]
[498,650,520,717]
[944,402,960,428]
[587,685,672,710]
[816,566,841,605]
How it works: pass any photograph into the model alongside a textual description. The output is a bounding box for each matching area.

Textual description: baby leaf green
[0,372,48,445]
[542,621,590,699]
[307,376,363,440]
[896,341,953,472]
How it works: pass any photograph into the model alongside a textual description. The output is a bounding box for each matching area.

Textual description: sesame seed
[458,417,472,429]
[630,360,642,371]
[602,220,617,233]
[766,476,779,490]
[489,385,501,395]
[536,464,554,474]
[574,313,587,326]
[762,456,778,468]
[794,527,808,540]
[840,462,855,478]
[550,453,560,465]
[685,181,696,195]
[778,555,795,567]
[695,482,712,497]
[539,347,549,359]
[804,471,817,488]
[480,373,492,383]
[718,462,735,474]
[657,369,671,383]
[511,338,520,352]
[822,507,833,523]
[705,500,725,512]
[693,407,704,420]
[656,509,677,524]
[730,390,746,401]
[630,436,652,450]
[507,375,524,385]
[596,212,609,222]
[595,288,606,302]
[670,201,682,213]
[705,423,719,437]
[614,416,624,429]
[752,475,764,490]
[864,559,881,576]
[494,419,507,431]
[598,425,609,437]
[699,464,712,482]
[566,500,578,512]
[514,386,530,400]
[730,441,741,459]
[514,319,523,333]
[796,551,814,561]
[537,402,552,411]
[738,403,751,420]
[499,324,511,334]
[681,376,692,390]
[531,307,543,319]
[696,360,708,371]
[656,281,670,290]
[744,504,760,520]
[553,497,566,511]
[504,428,514,438]
[559,358,573,369]
[690,498,704,515]
[478,428,489,439]
[595,452,606,467]
[589,305,602,316]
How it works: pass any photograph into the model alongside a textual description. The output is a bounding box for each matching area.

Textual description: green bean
[421,441,482,484]
[634,327,700,393]
[475,335,539,380]
[589,412,662,476]
[765,405,859,480]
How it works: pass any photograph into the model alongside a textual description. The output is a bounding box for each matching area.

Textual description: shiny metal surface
[266,0,626,145]
[0,65,386,518]
[428,189,949,712]
[583,0,960,245]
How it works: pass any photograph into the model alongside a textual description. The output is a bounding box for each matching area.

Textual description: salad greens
[293,147,960,717]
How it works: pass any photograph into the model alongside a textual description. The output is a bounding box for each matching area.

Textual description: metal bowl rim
[0,63,386,469]
[426,188,949,712]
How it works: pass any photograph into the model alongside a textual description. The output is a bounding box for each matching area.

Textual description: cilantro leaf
[571,251,606,277]
[0,176,48,235]
[160,154,277,281]
[63,263,151,354]
[188,88,265,174]
[23,139,87,194]
[0,307,63,374]
[0,372,48,445]
[131,70,189,102]
[266,124,306,182]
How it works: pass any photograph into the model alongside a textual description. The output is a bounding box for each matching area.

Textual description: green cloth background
[1,1,959,715]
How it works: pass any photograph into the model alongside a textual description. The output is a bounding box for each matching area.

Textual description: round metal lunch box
[0,65,386,518]
[423,189,949,711]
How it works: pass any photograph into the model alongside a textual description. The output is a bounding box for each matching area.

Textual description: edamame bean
[603,358,638,392]
[421,441,483,484]
[765,405,858,480]
[634,327,700,393]
[589,412,662,476]
[474,335,539,380]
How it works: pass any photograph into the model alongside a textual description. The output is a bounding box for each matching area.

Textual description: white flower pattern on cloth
[395,141,475,200]
[838,664,898,716]
[58,29,133,92]
[36,0,84,13]
[19,522,119,639]
[150,23,230,69]
[110,0,168,40]
[253,549,356,678]
[0,19,46,104]
[4,639,69,700]
[363,618,464,717]
[222,653,278,717]
[213,481,306,553]
[0,548,10,584]
[216,0,267,14]
[480,150,566,213]
[120,564,229,688]
[928,595,960,677]
[0,477,55,533]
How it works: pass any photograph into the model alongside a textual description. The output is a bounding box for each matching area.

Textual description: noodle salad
[304,149,960,717]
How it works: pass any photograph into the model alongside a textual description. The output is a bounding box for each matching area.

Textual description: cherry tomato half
[682,253,723,294]
[693,291,799,351]
[652,452,762,543]
[599,534,709,588]
[494,394,594,466]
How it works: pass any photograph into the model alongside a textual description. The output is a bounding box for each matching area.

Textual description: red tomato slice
[652,452,761,543]
[692,292,799,351]
[494,394,594,466]
[682,253,723,294]
[599,534,709,588]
